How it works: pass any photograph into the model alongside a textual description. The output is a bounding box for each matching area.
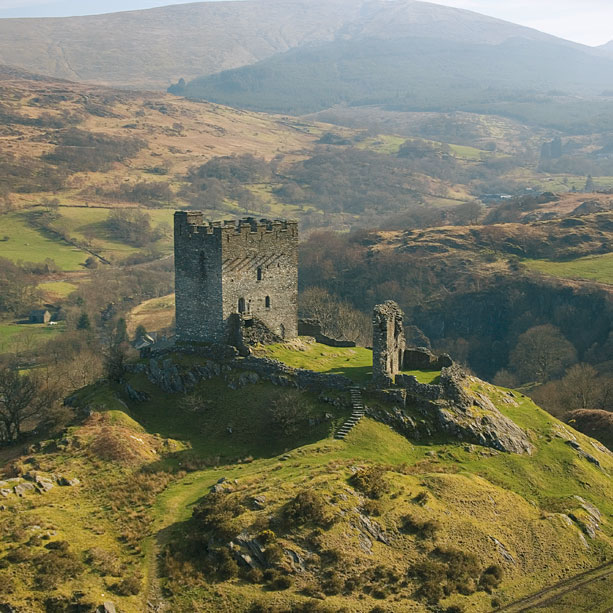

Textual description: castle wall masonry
[174,212,298,344]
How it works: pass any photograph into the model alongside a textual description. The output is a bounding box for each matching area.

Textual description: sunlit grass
[524,252,613,285]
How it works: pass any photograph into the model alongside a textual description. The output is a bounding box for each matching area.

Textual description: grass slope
[524,252,613,285]
[259,340,441,385]
[1,345,612,612]
[0,212,87,269]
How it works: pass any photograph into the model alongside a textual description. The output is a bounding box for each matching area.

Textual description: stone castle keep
[174,212,298,344]
[166,213,533,454]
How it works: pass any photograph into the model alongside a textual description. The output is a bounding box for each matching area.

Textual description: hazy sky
[0,0,610,47]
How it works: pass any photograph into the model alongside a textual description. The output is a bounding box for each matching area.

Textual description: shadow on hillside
[121,376,352,466]
[322,364,372,385]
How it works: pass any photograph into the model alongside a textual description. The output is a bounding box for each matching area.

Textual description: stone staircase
[335,387,366,440]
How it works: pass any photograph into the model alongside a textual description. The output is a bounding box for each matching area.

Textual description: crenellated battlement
[175,212,298,240]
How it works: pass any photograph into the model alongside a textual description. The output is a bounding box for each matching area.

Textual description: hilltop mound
[1,344,613,611]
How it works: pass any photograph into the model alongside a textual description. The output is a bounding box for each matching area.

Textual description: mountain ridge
[0,0,591,89]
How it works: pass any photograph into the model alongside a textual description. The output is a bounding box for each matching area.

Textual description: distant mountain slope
[178,34,613,121]
[597,40,613,56]
[0,0,584,89]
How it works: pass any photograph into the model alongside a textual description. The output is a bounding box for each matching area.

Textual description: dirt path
[498,561,613,612]
[142,465,246,611]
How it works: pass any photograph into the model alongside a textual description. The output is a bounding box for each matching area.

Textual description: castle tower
[372,300,406,386]
[174,212,298,344]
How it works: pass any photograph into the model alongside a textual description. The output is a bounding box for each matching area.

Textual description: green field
[0,212,87,270]
[0,321,64,353]
[38,280,78,299]
[536,175,613,193]
[49,206,174,259]
[356,134,486,160]
[524,252,613,285]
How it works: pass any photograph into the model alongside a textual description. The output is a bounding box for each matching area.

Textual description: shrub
[480,565,504,593]
[0,572,14,593]
[409,547,483,604]
[264,543,285,566]
[6,548,33,563]
[269,391,309,435]
[413,491,429,505]
[271,574,293,590]
[112,571,142,595]
[257,529,276,544]
[283,490,334,527]
[243,567,264,583]
[349,466,389,499]
[363,499,382,516]
[45,540,70,552]
[400,514,440,539]
[322,571,344,595]
[35,549,84,589]
[204,547,239,581]
[193,491,244,540]
[372,587,389,600]
[262,568,292,590]
[86,547,122,576]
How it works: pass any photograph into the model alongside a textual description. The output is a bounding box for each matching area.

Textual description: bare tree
[554,364,613,411]
[0,366,58,444]
[509,324,577,383]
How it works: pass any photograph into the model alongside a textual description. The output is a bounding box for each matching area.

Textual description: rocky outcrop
[129,351,355,396]
[369,366,534,455]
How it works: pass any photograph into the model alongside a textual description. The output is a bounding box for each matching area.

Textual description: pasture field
[38,280,79,300]
[0,212,87,270]
[0,321,64,354]
[127,294,175,336]
[259,341,441,385]
[49,206,175,259]
[524,253,613,285]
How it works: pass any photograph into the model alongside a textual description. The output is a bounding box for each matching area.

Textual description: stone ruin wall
[372,300,406,386]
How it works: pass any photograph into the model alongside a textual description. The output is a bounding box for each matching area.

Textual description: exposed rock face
[372,300,406,386]
[370,366,534,455]
[132,350,355,396]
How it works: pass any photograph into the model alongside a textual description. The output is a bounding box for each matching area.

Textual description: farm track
[498,560,613,612]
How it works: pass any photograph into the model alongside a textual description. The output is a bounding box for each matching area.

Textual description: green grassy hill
[1,345,612,612]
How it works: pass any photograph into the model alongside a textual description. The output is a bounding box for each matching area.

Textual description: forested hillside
[179,36,613,131]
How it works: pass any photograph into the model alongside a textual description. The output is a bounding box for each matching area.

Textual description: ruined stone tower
[372,300,406,386]
[174,212,298,344]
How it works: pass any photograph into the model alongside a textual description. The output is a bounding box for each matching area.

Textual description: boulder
[96,603,117,613]
[13,482,35,496]
[35,475,54,492]
[57,476,80,487]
